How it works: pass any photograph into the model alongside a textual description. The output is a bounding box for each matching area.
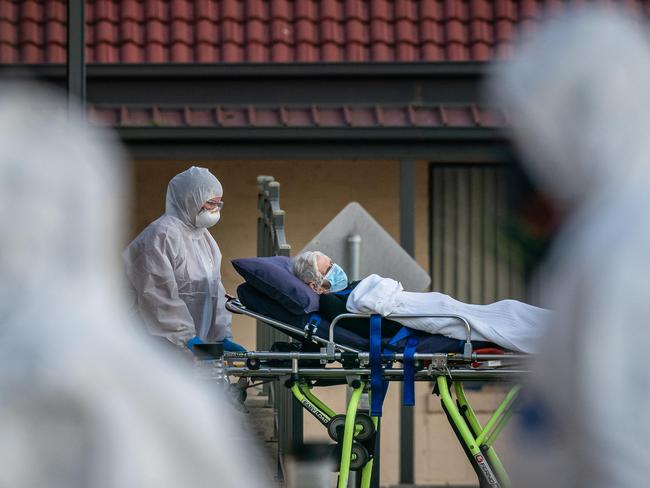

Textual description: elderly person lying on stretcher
[292,251,551,353]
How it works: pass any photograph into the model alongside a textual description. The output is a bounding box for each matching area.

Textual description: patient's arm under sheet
[319,290,401,340]
[347,274,551,353]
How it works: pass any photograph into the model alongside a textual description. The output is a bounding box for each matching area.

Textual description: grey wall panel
[429,164,525,303]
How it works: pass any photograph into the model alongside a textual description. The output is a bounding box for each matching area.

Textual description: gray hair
[292,251,327,287]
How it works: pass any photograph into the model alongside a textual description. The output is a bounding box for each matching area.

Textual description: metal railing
[255,175,303,471]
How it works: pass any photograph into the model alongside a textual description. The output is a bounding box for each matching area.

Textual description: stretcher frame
[225,298,528,488]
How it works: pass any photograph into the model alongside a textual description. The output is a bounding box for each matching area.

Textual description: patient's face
[312,254,333,294]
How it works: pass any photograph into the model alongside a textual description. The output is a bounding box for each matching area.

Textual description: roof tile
[0,1,16,22]
[145,0,168,21]
[0,43,17,63]
[170,0,192,21]
[19,0,40,22]
[121,42,143,63]
[245,41,266,62]
[495,0,517,21]
[11,0,650,64]
[371,42,393,62]
[296,42,318,61]
[171,40,192,62]
[470,0,493,20]
[170,18,192,44]
[270,0,291,21]
[120,0,143,22]
[249,19,268,45]
[45,0,66,23]
[146,42,167,62]
[295,18,318,43]
[221,0,242,20]
[195,0,216,19]
[95,43,119,63]
[321,0,343,21]
[296,0,319,20]
[345,0,367,21]
[147,19,167,44]
[222,18,244,44]
[396,0,417,22]
[0,18,15,43]
[369,0,391,21]
[345,18,369,44]
[222,41,244,62]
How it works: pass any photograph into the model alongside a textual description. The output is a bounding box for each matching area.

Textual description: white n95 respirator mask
[195,209,221,228]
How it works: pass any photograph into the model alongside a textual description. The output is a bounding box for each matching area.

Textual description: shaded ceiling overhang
[2,62,510,160]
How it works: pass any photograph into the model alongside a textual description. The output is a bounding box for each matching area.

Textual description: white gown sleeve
[212,280,233,341]
[125,231,197,347]
[346,274,403,317]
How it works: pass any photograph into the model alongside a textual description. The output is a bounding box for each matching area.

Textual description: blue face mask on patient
[324,263,348,293]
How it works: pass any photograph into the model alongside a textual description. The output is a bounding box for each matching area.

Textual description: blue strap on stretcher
[403,336,419,406]
[389,326,419,407]
[333,288,353,296]
[388,325,415,346]
[305,313,321,339]
[370,314,389,417]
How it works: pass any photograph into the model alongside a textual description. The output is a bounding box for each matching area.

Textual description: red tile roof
[89,103,507,128]
[4,0,647,64]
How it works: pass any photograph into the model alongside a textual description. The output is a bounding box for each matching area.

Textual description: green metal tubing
[454,382,484,435]
[437,377,482,457]
[299,382,337,418]
[337,382,365,488]
[454,381,516,488]
[290,383,332,425]
[475,386,520,446]
[486,405,516,447]
[360,416,379,488]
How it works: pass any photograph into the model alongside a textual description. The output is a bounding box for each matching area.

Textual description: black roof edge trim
[0,61,487,79]
[114,126,505,141]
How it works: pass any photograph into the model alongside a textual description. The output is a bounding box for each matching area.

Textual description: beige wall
[126,158,512,486]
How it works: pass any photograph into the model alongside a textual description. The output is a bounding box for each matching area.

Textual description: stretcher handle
[328,313,473,360]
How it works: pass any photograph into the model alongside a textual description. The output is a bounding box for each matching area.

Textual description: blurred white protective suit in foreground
[489,8,650,488]
[123,166,232,349]
[0,85,263,488]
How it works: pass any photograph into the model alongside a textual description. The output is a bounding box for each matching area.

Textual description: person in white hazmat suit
[488,7,650,488]
[0,84,265,488]
[123,166,246,353]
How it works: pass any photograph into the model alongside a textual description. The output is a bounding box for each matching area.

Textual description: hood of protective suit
[489,8,650,211]
[165,166,222,228]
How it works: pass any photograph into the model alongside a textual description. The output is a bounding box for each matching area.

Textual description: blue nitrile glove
[223,338,247,352]
[186,336,204,351]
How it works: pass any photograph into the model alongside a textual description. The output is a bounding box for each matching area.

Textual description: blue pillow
[231,256,320,314]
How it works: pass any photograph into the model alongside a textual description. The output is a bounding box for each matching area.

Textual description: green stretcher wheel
[353,413,375,442]
[327,413,376,443]
[327,415,346,442]
[349,442,370,470]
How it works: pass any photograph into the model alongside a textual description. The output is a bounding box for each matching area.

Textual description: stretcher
[222,297,529,488]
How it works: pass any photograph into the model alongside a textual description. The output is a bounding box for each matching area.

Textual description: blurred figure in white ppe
[489,7,650,488]
[123,166,246,353]
[0,85,264,488]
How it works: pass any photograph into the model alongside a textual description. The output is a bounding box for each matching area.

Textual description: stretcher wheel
[326,414,375,442]
[349,442,370,470]
[353,413,375,442]
[246,357,260,370]
[327,415,346,442]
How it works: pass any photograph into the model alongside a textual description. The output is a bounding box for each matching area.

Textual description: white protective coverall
[489,7,650,488]
[123,166,232,348]
[347,274,550,353]
[0,85,264,488]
